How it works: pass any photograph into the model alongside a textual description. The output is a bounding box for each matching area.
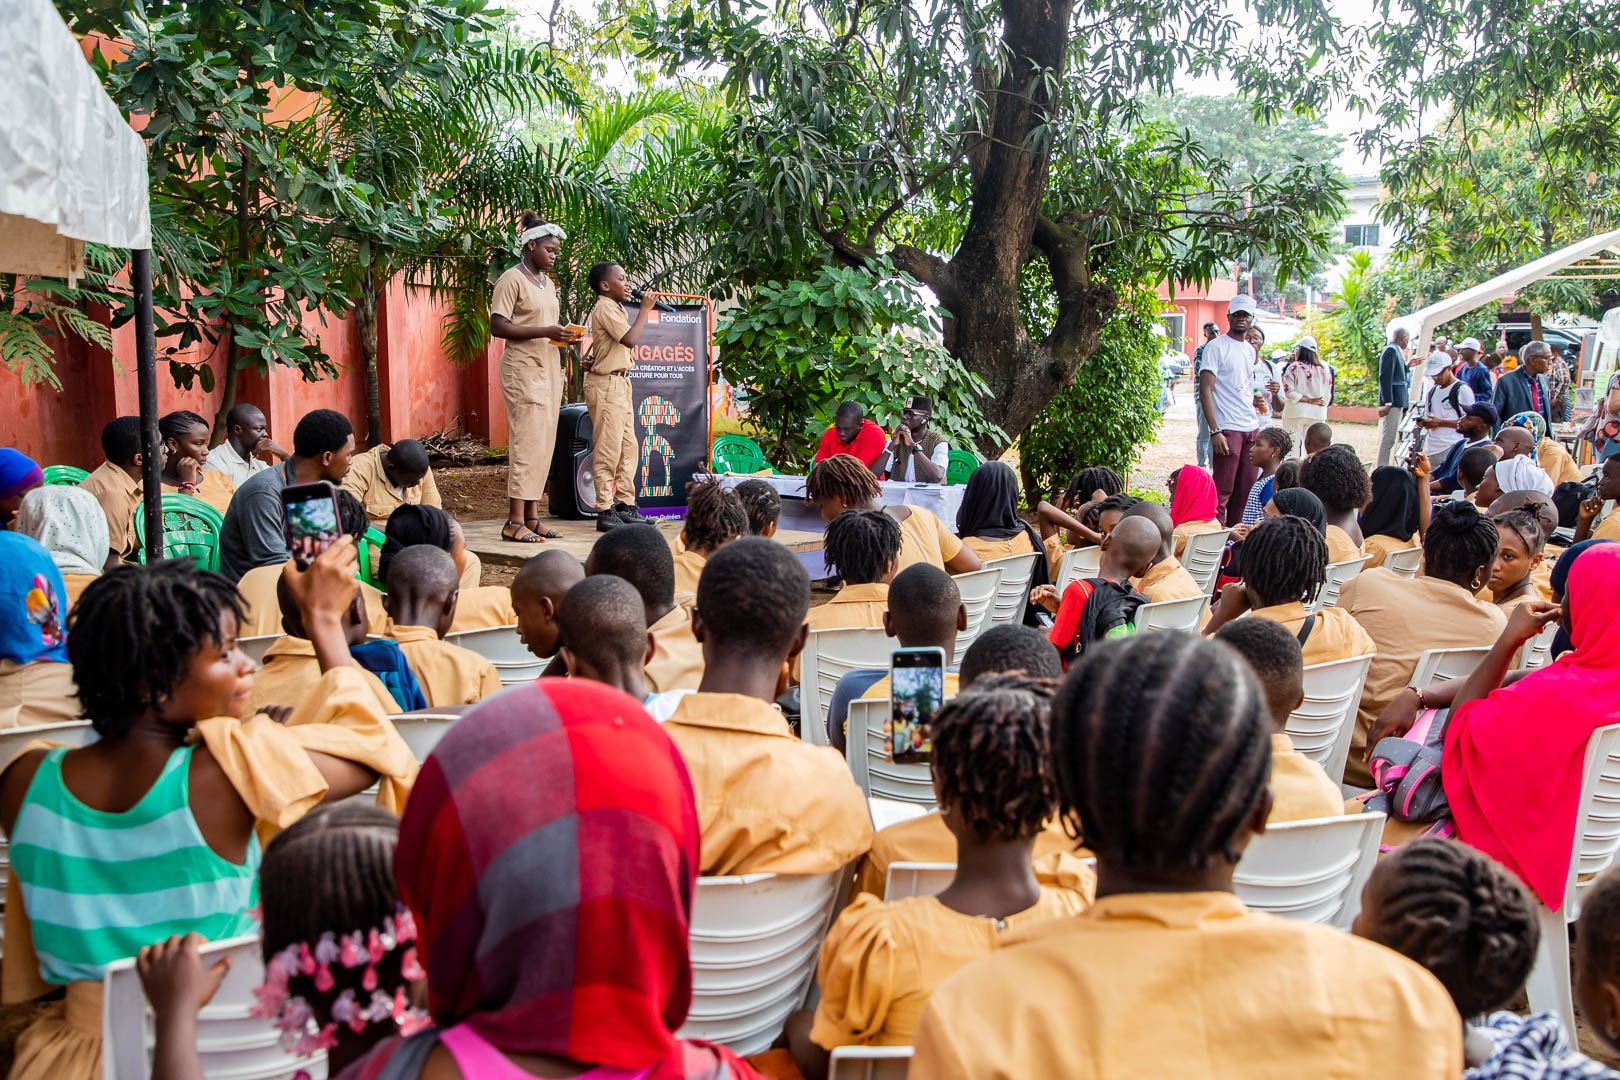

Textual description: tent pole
[133,247,162,564]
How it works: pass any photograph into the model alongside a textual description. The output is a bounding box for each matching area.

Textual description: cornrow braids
[1257,426,1293,458]
[66,560,246,738]
[930,674,1060,842]
[822,509,901,584]
[1063,467,1124,508]
[806,454,882,507]
[681,478,748,555]
[1362,838,1538,1018]
[1242,514,1328,607]
[1052,632,1271,870]
[1424,501,1500,588]
[1492,508,1545,557]
[159,409,209,443]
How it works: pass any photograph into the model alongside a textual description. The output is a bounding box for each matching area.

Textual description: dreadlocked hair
[1300,443,1372,513]
[67,560,246,737]
[681,478,748,554]
[1063,467,1124,507]
[1365,838,1538,1018]
[1083,491,1139,532]
[1242,513,1328,606]
[1052,632,1271,869]
[806,454,881,507]
[1424,500,1500,588]
[931,674,1060,843]
[823,509,901,584]
[1578,866,1620,988]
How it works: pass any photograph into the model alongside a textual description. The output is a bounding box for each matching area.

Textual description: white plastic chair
[678,869,847,1055]
[847,699,936,808]
[800,628,892,747]
[1526,723,1620,1035]
[1286,654,1375,784]
[883,861,956,901]
[102,933,328,1080]
[980,553,1040,629]
[1232,811,1385,929]
[1134,595,1209,633]
[950,567,1002,657]
[385,711,465,760]
[1054,547,1102,594]
[1182,528,1233,596]
[867,797,930,832]
[442,625,544,687]
[1383,546,1423,579]
[1305,556,1369,614]
[829,1046,912,1080]
[1410,646,1492,689]
[1517,621,1560,671]
[239,634,280,666]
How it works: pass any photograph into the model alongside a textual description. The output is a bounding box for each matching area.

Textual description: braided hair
[931,674,1060,842]
[1273,460,1301,493]
[67,560,245,737]
[732,478,781,535]
[806,454,881,509]
[1242,514,1328,607]
[1360,838,1538,1018]
[1052,632,1271,869]
[1062,466,1124,508]
[1492,508,1546,558]
[1083,492,1140,534]
[681,478,748,555]
[1256,426,1293,459]
[1300,444,1372,514]
[1424,501,1500,588]
[823,509,901,584]
[159,409,209,444]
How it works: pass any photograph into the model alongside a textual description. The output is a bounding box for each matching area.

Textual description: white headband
[519,223,567,246]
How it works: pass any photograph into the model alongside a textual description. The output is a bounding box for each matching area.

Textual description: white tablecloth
[709,473,966,526]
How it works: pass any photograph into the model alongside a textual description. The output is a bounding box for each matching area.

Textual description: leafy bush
[714,260,1003,470]
[1017,282,1167,503]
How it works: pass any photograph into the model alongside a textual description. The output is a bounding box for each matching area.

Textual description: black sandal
[524,517,562,539]
[502,520,545,543]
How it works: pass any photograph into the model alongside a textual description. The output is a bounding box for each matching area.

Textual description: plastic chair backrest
[945,449,979,485]
[867,797,931,832]
[1306,556,1369,614]
[1286,654,1376,784]
[800,627,892,747]
[980,553,1041,629]
[1182,528,1233,596]
[1232,811,1385,929]
[1054,546,1102,594]
[132,493,225,571]
[829,1046,913,1080]
[43,465,88,486]
[357,526,387,589]
[442,625,543,686]
[882,861,956,901]
[1517,621,1560,672]
[848,699,938,808]
[1410,646,1491,689]
[1383,546,1424,579]
[1135,595,1209,633]
[678,869,845,1055]
[239,634,281,667]
[386,711,464,760]
[711,433,767,475]
[951,567,1002,656]
[102,933,329,1080]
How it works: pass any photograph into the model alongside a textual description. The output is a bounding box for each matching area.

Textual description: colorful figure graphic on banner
[638,395,681,498]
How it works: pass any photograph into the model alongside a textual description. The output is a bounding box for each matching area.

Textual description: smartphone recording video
[280,481,341,570]
[890,647,946,764]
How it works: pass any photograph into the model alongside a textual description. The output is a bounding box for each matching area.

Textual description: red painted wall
[1159,277,1239,363]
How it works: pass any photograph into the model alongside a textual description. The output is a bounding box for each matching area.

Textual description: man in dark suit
[1492,340,1553,432]
[1376,326,1414,467]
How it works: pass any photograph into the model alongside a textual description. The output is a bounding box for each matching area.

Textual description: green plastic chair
[710,433,771,475]
[43,465,88,486]
[133,493,225,572]
[357,526,387,589]
[946,448,980,485]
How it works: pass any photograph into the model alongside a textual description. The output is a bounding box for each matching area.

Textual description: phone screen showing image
[281,481,340,570]
[890,647,946,764]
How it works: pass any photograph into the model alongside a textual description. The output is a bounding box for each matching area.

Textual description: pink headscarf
[1169,465,1219,527]
[1444,543,1620,907]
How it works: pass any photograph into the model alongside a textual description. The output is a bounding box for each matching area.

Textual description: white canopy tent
[2,0,162,559]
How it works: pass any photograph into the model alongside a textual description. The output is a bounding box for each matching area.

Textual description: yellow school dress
[893,506,964,574]
[1325,523,1365,564]
[1132,557,1203,602]
[1268,733,1346,823]
[163,469,235,516]
[855,814,1084,898]
[1362,532,1416,569]
[645,602,703,693]
[448,586,518,634]
[1247,601,1376,668]
[961,531,1035,564]
[1171,518,1223,558]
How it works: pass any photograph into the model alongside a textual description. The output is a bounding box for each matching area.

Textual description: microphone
[631,288,677,314]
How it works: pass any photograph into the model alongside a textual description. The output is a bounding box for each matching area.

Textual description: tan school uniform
[0,660,79,729]
[490,263,563,502]
[1534,548,1558,601]
[796,582,890,682]
[1592,510,1620,543]
[1269,733,1346,824]
[961,531,1035,564]
[855,814,1082,898]
[1362,531,1416,569]
[1041,533,1068,581]
[585,296,638,510]
[1337,567,1507,788]
[1247,601,1376,668]
[448,586,518,634]
[1133,556,1204,602]
[387,624,501,707]
[893,506,963,574]
[78,461,141,558]
[244,637,402,718]
[1171,517,1223,558]
[340,444,442,529]
[1325,523,1365,564]
[162,468,235,516]
[1539,438,1582,488]
[671,547,707,599]
[910,891,1462,1080]
[235,563,389,638]
[60,575,97,611]
[662,691,873,875]
[645,603,704,693]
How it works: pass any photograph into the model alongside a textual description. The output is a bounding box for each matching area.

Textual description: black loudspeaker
[549,403,599,520]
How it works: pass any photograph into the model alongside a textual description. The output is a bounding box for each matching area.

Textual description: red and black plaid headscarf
[342,679,760,1080]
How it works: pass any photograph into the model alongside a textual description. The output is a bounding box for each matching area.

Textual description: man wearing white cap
[1375,325,1416,468]
[1280,335,1333,456]
[489,212,583,543]
[1198,294,1265,524]
[1455,336,1494,400]
[1417,348,1475,461]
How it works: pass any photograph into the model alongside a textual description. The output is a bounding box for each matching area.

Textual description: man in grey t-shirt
[218,409,356,581]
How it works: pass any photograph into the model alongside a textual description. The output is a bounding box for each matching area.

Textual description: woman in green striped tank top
[0,540,388,1080]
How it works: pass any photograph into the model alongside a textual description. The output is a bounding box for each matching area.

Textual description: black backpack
[1062,578,1149,665]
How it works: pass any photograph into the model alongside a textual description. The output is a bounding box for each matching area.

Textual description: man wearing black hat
[878,395,948,483]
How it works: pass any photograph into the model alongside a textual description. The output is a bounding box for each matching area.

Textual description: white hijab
[1491,454,1555,497]
[15,486,108,577]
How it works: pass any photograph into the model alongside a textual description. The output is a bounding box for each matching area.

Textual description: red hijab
[341,679,760,1080]
[1169,465,1219,527]
[1444,543,1620,907]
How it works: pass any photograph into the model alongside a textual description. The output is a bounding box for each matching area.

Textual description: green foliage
[1016,284,1166,502]
[713,261,1003,471]
[0,246,122,390]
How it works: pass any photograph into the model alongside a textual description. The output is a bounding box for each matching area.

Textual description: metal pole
[133,248,162,564]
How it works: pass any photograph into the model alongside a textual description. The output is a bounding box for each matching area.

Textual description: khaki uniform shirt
[645,603,704,692]
[855,814,1082,898]
[244,637,402,719]
[340,445,442,529]
[448,586,518,635]
[163,469,235,516]
[586,296,635,375]
[79,461,141,558]
[1363,532,1416,569]
[1171,517,1223,558]
[489,264,559,368]
[235,563,389,638]
[961,531,1036,564]
[1326,523,1365,564]
[388,624,501,707]
[672,548,707,599]
[1248,601,1377,668]
[0,659,79,729]
[1593,510,1620,543]
[1269,733,1346,824]
[1133,556,1204,602]
[797,582,889,682]
[894,507,964,574]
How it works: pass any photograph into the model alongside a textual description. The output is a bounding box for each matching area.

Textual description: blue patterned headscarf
[0,532,70,665]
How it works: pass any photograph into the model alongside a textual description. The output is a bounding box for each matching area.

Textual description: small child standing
[584,261,657,529]
[1031,515,1158,664]
[383,545,500,707]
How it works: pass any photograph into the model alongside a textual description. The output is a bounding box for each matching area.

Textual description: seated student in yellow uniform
[796,509,902,683]
[910,631,1463,1079]
[788,676,1093,1079]
[1201,514,1377,668]
[955,461,1042,564]
[1215,617,1344,820]
[671,478,747,597]
[1119,501,1205,602]
[587,523,703,692]
[236,491,389,637]
[855,625,1075,897]
[1575,456,1620,544]
[661,538,872,875]
[158,410,235,515]
[77,416,148,562]
[1336,500,1507,788]
[805,454,981,575]
[245,572,403,718]
[339,438,441,530]
[1302,443,1372,563]
[1033,466,1121,579]
[382,545,500,707]
[1485,508,1547,617]
[1358,463,1428,568]
[510,549,585,664]
[379,503,483,596]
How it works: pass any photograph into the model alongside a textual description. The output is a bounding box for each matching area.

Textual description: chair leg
[1526,905,1575,1035]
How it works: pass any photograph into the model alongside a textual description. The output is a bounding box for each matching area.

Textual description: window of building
[1160,312,1185,350]
[1345,224,1381,247]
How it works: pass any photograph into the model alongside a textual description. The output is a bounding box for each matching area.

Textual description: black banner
[626,301,710,510]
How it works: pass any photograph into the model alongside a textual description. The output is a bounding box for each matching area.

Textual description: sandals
[502,521,545,544]
[524,517,562,539]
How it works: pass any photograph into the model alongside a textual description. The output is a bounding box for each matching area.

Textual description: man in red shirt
[813,401,886,468]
